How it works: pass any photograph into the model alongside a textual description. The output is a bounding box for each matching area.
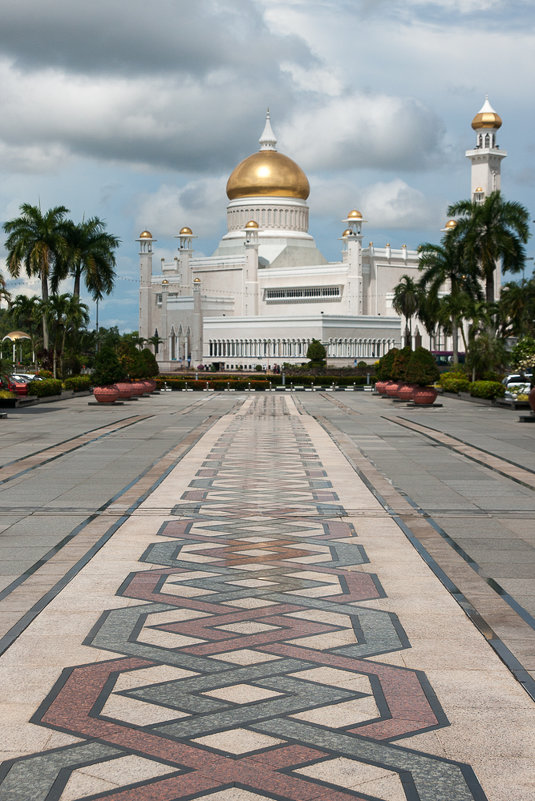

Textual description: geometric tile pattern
[0,396,489,800]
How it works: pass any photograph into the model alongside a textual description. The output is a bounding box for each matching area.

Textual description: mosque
[138,97,505,371]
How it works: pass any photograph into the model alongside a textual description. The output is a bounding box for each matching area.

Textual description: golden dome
[474,187,484,193]
[347,209,362,219]
[139,230,152,238]
[471,97,502,130]
[245,220,259,229]
[179,226,193,235]
[445,219,457,229]
[472,112,502,130]
[342,228,352,237]
[226,150,310,201]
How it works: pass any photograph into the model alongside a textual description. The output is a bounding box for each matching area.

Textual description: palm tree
[0,272,10,306]
[3,204,70,350]
[59,217,119,300]
[498,278,535,338]
[448,191,530,304]
[42,293,89,377]
[392,275,419,347]
[9,294,42,362]
[418,237,482,364]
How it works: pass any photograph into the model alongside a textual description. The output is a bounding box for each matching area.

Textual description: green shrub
[438,371,470,393]
[391,346,412,382]
[91,346,127,386]
[405,347,440,387]
[469,380,505,400]
[375,348,399,381]
[28,378,63,397]
[63,375,92,392]
[0,389,17,399]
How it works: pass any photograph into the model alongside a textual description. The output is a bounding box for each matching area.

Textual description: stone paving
[0,392,534,800]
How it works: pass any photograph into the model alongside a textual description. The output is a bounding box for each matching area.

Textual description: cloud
[135,176,228,240]
[0,0,313,78]
[280,94,444,172]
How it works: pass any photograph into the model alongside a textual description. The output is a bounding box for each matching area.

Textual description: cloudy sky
[1,0,534,331]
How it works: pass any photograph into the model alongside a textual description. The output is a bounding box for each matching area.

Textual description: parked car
[1,375,30,395]
[502,372,533,386]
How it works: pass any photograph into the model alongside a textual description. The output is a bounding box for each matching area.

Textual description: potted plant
[91,346,127,403]
[391,346,414,400]
[405,347,440,405]
[375,348,399,395]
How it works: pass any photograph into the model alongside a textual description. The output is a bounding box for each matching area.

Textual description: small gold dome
[471,97,502,130]
[245,220,259,229]
[445,219,457,229]
[347,209,362,219]
[342,228,352,237]
[179,226,193,235]
[139,230,152,238]
[227,150,310,201]
[472,112,502,130]
[474,186,484,193]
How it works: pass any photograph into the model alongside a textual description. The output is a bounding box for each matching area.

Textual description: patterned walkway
[0,395,532,800]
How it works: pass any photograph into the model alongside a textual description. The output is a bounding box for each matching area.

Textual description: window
[265,286,341,302]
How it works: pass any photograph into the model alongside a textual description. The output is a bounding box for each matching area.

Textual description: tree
[392,275,419,345]
[497,278,535,338]
[0,272,10,306]
[60,217,119,300]
[306,339,326,369]
[418,236,482,364]
[3,204,70,350]
[448,191,530,304]
[9,294,41,360]
[42,293,89,377]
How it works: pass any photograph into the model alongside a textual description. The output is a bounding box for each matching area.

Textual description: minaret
[342,210,365,314]
[137,230,155,344]
[466,96,506,200]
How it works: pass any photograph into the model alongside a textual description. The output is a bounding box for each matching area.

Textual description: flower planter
[413,386,438,406]
[529,387,535,413]
[385,381,400,397]
[374,380,388,395]
[396,383,415,401]
[93,385,120,404]
[115,382,135,399]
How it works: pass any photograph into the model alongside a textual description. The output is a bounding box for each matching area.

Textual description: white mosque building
[138,98,504,371]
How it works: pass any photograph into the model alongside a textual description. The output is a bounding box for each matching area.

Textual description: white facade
[139,101,505,370]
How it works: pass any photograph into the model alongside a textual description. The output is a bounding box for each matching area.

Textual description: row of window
[265,286,341,300]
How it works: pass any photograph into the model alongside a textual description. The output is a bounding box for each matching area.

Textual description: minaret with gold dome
[466,96,506,200]
[213,111,327,267]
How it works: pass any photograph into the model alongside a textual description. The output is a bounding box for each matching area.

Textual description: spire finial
[259,109,277,151]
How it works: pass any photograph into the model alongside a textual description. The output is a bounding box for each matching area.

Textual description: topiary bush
[469,380,506,400]
[91,346,127,387]
[375,348,399,381]
[405,347,440,387]
[391,346,412,383]
[28,378,63,397]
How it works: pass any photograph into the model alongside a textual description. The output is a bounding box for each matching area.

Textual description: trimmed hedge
[28,378,63,397]
[63,375,92,392]
[438,372,470,393]
[469,380,505,400]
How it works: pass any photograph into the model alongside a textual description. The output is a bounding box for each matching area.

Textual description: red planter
[385,381,400,397]
[413,386,438,405]
[375,380,388,395]
[93,385,120,404]
[529,387,535,413]
[130,381,148,396]
[396,383,415,401]
[115,382,134,399]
